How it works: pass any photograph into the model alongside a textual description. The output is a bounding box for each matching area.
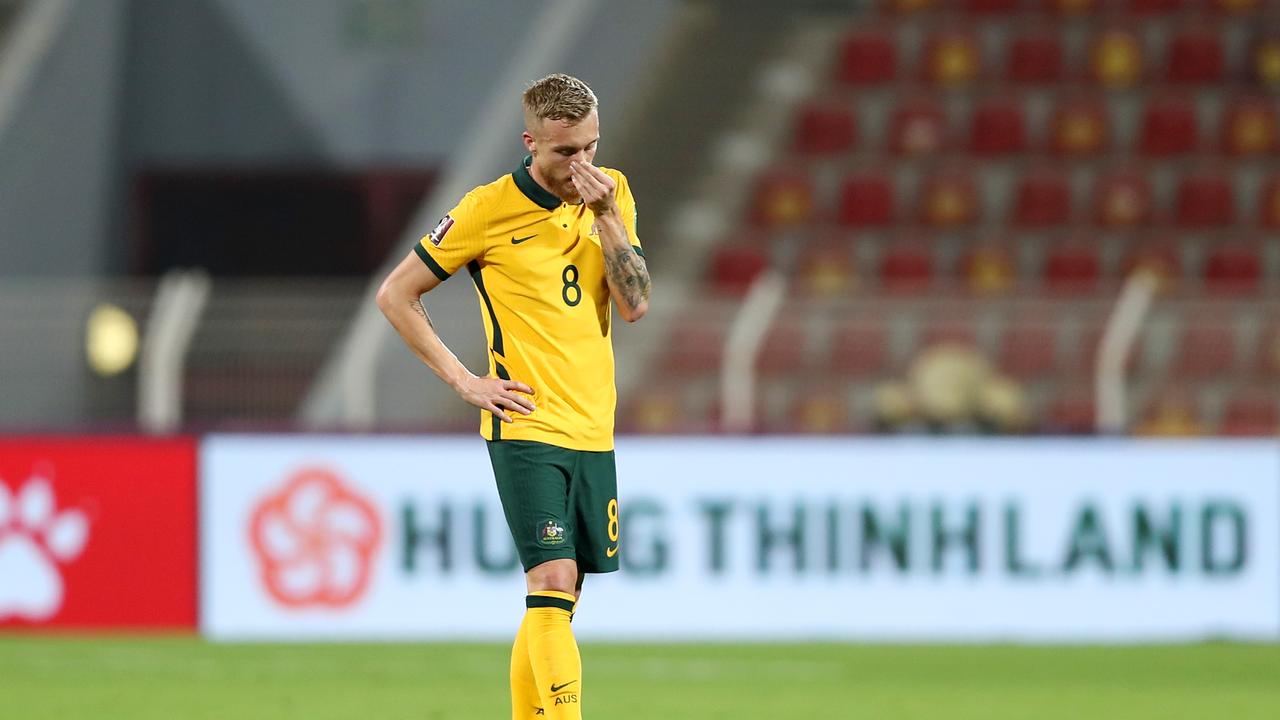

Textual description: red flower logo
[249,468,382,609]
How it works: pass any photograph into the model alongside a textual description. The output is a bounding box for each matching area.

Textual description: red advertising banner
[0,437,197,630]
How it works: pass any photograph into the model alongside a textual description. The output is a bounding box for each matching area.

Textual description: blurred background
[1,0,1279,716]
[0,0,1276,438]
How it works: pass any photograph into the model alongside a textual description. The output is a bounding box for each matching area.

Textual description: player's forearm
[376,289,473,390]
[596,212,650,322]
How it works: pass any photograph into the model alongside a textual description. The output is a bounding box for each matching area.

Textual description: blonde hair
[522,73,597,125]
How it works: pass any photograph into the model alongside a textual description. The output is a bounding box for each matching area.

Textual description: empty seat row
[752,166,1280,229]
[793,95,1279,157]
[836,25,1280,88]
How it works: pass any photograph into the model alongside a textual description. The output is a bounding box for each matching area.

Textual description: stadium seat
[1043,385,1097,434]
[1220,97,1278,156]
[661,320,726,377]
[1260,174,1280,229]
[918,170,979,228]
[1007,30,1064,84]
[1043,242,1103,295]
[964,0,1018,13]
[1090,29,1145,88]
[838,171,896,227]
[1093,167,1153,228]
[1122,240,1183,290]
[795,239,858,296]
[1136,391,1207,437]
[784,385,854,434]
[825,321,890,376]
[1165,28,1226,84]
[1219,390,1278,436]
[835,29,898,85]
[923,30,982,87]
[961,243,1017,295]
[887,97,949,156]
[919,314,978,349]
[793,100,857,156]
[969,97,1028,155]
[1012,167,1074,227]
[1254,35,1280,88]
[757,322,809,376]
[618,385,686,434]
[1171,319,1238,377]
[708,242,769,295]
[879,243,935,293]
[1139,95,1199,156]
[1202,243,1262,294]
[1048,98,1109,156]
[1174,170,1235,227]
[999,318,1059,379]
[1043,0,1099,13]
[749,170,815,227]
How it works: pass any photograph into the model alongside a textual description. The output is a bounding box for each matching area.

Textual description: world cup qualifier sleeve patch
[537,519,567,547]
[428,215,454,246]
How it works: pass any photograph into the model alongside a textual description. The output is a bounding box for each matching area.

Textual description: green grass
[1,637,1278,719]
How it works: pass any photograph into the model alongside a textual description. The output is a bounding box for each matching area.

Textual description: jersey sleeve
[414,191,487,280]
[612,170,644,258]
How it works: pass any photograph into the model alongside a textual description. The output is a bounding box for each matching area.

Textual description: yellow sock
[524,590,582,719]
[510,612,543,719]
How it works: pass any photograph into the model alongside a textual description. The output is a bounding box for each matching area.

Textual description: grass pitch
[1,637,1277,719]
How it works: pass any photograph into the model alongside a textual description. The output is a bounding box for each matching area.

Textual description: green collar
[513,155,562,210]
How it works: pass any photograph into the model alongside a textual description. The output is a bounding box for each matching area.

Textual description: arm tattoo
[604,247,651,310]
[409,297,434,329]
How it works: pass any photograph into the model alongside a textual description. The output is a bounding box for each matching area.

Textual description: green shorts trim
[487,439,620,574]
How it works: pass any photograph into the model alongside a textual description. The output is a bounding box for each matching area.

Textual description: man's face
[524,109,600,203]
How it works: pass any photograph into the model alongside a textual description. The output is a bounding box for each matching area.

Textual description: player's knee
[526,558,577,594]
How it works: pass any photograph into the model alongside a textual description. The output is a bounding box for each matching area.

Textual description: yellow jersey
[415,156,643,451]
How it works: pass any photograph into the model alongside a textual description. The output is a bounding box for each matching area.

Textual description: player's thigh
[569,449,620,574]
[487,440,577,571]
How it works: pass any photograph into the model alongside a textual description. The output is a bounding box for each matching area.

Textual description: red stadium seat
[756,322,809,376]
[1090,29,1145,88]
[1122,240,1183,290]
[918,170,979,228]
[923,30,982,87]
[1139,95,1199,156]
[1043,242,1102,295]
[1260,174,1280,229]
[795,239,858,297]
[1007,30,1064,84]
[708,242,769,295]
[661,320,726,377]
[1202,243,1262,295]
[1172,319,1238,377]
[879,243,935,294]
[749,169,814,228]
[1044,0,1099,13]
[1220,97,1278,156]
[1219,390,1278,437]
[1043,385,1097,435]
[969,97,1028,155]
[964,0,1018,12]
[835,30,898,85]
[1093,167,1153,228]
[887,97,949,156]
[1012,167,1073,227]
[1166,28,1225,84]
[919,313,978,349]
[1049,98,1109,156]
[793,100,857,156]
[1174,170,1235,227]
[837,171,896,227]
[825,321,890,376]
[999,318,1059,379]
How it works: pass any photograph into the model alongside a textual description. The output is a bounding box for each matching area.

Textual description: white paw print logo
[0,475,89,621]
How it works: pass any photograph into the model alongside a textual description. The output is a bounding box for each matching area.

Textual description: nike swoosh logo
[511,234,537,245]
[606,545,619,558]
[550,680,578,693]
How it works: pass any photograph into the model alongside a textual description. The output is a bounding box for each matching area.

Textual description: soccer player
[376,73,650,719]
